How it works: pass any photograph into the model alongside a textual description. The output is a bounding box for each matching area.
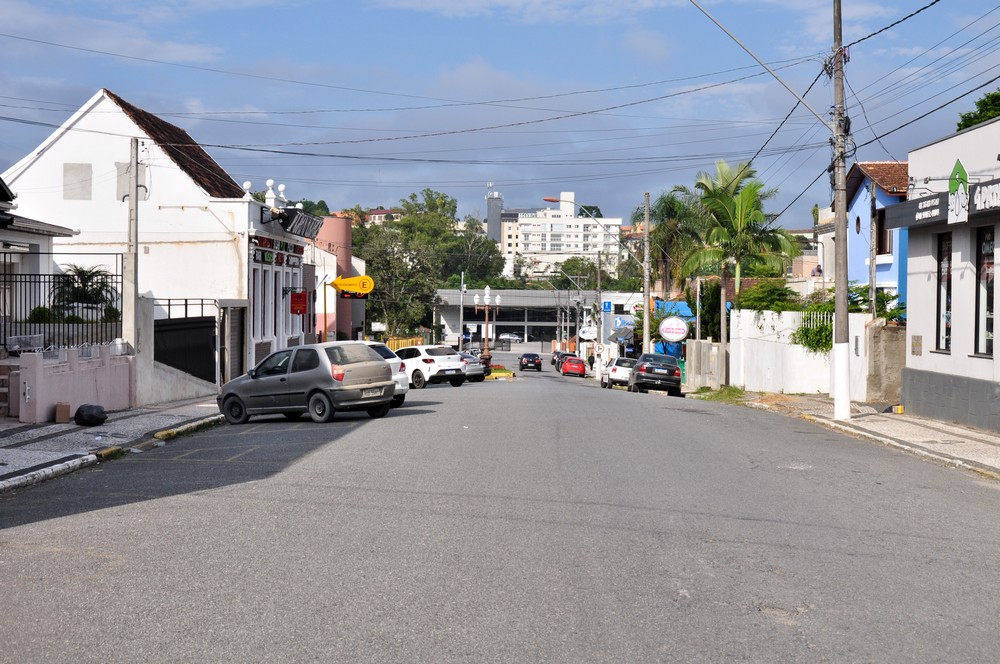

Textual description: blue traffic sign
[603,300,612,312]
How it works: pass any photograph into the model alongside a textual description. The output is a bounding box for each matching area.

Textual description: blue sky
[2,0,998,229]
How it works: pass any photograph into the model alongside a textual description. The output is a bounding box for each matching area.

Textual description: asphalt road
[3,356,1000,662]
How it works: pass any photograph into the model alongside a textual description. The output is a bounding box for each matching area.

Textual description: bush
[25,306,60,323]
[102,306,121,323]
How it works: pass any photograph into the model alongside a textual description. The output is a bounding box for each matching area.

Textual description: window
[976,226,994,355]
[257,350,292,376]
[937,232,952,351]
[876,209,892,255]
[291,348,320,372]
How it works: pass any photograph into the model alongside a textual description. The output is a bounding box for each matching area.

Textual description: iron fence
[0,252,124,353]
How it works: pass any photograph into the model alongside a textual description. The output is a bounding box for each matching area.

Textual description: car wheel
[308,392,335,423]
[391,394,405,408]
[669,387,682,397]
[367,403,391,419]
[222,396,250,425]
[411,370,426,389]
[283,412,303,420]
[450,378,465,387]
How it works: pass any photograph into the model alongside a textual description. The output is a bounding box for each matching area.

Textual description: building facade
[492,191,624,280]
[1,89,325,384]
[886,117,1000,430]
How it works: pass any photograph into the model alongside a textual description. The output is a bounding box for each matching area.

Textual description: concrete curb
[0,415,225,494]
[152,415,224,442]
[0,454,98,493]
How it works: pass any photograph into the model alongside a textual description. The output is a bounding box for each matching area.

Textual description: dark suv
[627,353,682,396]
[518,352,543,371]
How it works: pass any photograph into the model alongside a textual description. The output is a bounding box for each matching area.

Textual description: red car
[561,356,587,377]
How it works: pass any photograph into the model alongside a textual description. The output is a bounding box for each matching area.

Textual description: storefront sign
[949,159,969,225]
[290,291,308,314]
[885,194,947,229]
[972,177,1000,214]
[659,316,689,342]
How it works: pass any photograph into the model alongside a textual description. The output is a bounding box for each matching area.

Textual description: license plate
[654,368,669,374]
[443,369,457,374]
[362,388,381,397]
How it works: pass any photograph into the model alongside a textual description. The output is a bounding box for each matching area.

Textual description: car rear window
[426,347,458,357]
[325,344,383,364]
[641,354,677,365]
[617,358,637,367]
[367,344,397,360]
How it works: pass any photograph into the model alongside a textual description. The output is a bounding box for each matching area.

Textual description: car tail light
[421,358,435,364]
[673,367,681,377]
[331,365,346,381]
[398,361,406,374]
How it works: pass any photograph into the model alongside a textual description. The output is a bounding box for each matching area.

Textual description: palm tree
[682,181,794,354]
[50,264,119,318]
[634,193,705,298]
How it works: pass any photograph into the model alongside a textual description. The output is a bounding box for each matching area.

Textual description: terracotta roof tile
[103,89,244,199]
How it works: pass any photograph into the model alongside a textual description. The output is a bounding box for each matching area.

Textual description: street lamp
[473,286,501,363]
[543,195,652,354]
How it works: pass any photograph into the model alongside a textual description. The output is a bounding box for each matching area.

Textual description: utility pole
[123,137,140,353]
[869,179,878,319]
[459,272,465,351]
[832,0,851,420]
[643,192,651,354]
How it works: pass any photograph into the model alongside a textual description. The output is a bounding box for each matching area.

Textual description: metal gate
[153,316,216,383]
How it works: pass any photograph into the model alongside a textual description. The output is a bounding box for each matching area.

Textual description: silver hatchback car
[217,341,395,424]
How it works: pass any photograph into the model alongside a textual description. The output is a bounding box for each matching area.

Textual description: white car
[601,357,637,389]
[363,341,409,407]
[394,345,467,388]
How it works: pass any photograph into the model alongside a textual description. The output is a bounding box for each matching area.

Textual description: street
[3,359,1000,662]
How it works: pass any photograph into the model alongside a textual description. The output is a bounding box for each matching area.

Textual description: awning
[608,327,634,343]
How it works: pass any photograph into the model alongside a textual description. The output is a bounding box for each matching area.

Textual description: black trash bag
[74,404,108,427]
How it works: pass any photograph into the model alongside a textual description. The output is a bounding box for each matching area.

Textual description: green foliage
[957,89,1000,131]
[734,281,800,313]
[684,280,721,341]
[26,306,60,323]
[790,316,833,353]
[102,306,122,323]
[50,264,119,314]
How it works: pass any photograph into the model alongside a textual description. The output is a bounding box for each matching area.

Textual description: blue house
[843,161,910,304]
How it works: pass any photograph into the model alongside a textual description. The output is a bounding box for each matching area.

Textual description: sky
[2,0,999,230]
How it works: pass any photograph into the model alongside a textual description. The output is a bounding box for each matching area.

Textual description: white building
[1,89,324,387]
[885,116,1000,430]
[498,192,624,280]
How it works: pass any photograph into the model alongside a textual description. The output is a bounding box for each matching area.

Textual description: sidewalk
[738,392,1000,481]
[0,397,223,493]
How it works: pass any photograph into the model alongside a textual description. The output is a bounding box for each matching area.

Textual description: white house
[885,116,1000,430]
[1,89,324,387]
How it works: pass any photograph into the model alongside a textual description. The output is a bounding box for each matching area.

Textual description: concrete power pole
[643,192,651,355]
[123,137,140,353]
[869,179,878,319]
[832,0,851,420]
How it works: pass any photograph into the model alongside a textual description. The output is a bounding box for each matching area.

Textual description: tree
[50,264,119,320]
[355,225,441,337]
[441,215,504,283]
[551,256,605,291]
[957,89,1000,131]
[685,280,721,341]
[634,192,705,297]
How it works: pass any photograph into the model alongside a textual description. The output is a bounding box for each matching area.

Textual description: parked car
[561,356,587,377]
[499,332,523,343]
[217,341,395,425]
[601,357,637,389]
[363,341,409,407]
[627,353,682,396]
[459,352,487,382]
[394,344,467,388]
[554,351,577,371]
[518,352,543,371]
